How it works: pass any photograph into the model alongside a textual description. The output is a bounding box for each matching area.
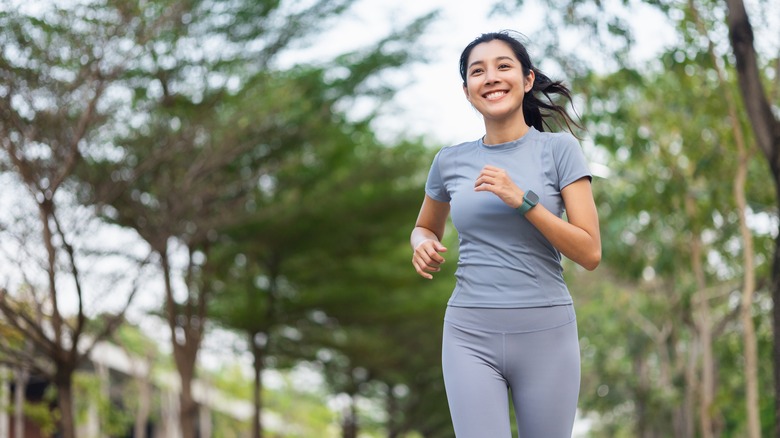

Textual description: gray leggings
[442,305,580,438]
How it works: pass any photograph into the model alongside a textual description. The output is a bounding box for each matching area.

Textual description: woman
[410,30,601,438]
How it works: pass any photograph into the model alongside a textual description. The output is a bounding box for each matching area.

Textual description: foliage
[262,370,344,437]
[0,1,185,435]
[73,371,135,436]
[204,76,454,434]
[23,401,59,438]
[210,410,252,438]
[571,29,775,438]
[37,1,439,437]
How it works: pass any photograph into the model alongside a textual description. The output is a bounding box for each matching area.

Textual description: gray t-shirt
[425,127,592,308]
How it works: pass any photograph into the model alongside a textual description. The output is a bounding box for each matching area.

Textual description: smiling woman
[410,30,601,438]
[461,42,534,137]
[459,32,582,145]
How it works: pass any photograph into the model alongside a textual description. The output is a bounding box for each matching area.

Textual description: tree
[206,62,446,436]
[0,2,181,436]
[687,1,762,433]
[723,0,780,434]
[75,2,437,435]
[571,44,774,437]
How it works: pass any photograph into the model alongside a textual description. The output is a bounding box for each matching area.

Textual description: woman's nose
[484,68,499,83]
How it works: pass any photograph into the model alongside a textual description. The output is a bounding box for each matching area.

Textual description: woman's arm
[475,165,601,270]
[525,178,601,270]
[411,195,451,279]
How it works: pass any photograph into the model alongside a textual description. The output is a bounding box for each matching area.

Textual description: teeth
[485,91,506,100]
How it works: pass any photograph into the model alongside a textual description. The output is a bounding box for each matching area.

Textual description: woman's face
[462,40,534,122]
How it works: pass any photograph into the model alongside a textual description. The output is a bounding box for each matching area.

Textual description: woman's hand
[412,239,448,280]
[474,165,523,208]
[411,195,450,279]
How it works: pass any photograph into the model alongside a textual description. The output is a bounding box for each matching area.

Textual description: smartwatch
[517,190,539,216]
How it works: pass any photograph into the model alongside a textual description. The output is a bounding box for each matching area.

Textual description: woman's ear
[525,70,536,93]
[463,83,471,101]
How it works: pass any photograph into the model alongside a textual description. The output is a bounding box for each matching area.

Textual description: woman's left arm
[475,166,601,270]
[525,177,601,270]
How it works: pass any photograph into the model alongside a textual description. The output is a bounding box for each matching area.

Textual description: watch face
[526,190,539,204]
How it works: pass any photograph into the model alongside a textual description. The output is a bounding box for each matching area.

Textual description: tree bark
[133,355,153,438]
[178,380,197,438]
[55,370,76,438]
[160,247,204,438]
[14,366,27,438]
[251,331,265,438]
[342,394,358,438]
[0,367,9,438]
[686,195,716,438]
[736,140,761,438]
[386,385,400,438]
[683,342,697,438]
[724,0,780,435]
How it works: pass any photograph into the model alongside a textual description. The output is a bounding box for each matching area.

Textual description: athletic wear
[425,127,591,308]
[442,305,580,438]
[423,128,592,437]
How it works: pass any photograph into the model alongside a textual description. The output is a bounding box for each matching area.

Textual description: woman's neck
[482,118,531,145]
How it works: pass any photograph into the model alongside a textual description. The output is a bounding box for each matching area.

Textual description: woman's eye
[499,64,511,69]
[470,68,483,75]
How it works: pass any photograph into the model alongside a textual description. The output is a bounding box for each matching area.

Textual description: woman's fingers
[412,240,447,279]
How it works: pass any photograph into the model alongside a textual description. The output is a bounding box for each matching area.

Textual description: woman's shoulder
[435,139,480,157]
[536,129,580,150]
[447,138,481,150]
[536,129,577,141]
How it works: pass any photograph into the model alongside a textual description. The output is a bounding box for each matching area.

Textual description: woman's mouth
[483,90,508,100]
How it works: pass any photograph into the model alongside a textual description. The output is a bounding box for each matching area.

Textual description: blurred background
[0,0,778,437]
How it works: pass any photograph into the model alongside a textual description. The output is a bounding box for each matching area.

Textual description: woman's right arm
[411,195,451,279]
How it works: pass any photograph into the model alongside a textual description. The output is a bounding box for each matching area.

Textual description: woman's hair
[459,30,581,134]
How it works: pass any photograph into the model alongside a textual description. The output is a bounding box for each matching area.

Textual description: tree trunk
[159,246,204,438]
[55,371,76,438]
[342,394,358,438]
[687,196,716,438]
[134,382,151,438]
[634,356,655,438]
[171,326,200,438]
[690,0,762,431]
[683,342,697,438]
[133,356,153,438]
[386,385,400,438]
[726,69,761,438]
[251,331,265,438]
[628,308,678,436]
[775,232,780,437]
[736,152,761,438]
[178,373,197,438]
[14,366,27,438]
[723,1,780,434]
[0,367,8,438]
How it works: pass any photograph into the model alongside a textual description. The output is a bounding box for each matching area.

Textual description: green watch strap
[517,190,539,216]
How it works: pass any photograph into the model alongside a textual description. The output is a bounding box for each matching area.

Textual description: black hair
[459,30,582,134]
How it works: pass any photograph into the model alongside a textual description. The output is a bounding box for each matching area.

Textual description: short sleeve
[424,150,451,202]
[554,134,592,190]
